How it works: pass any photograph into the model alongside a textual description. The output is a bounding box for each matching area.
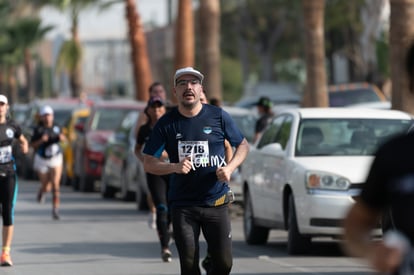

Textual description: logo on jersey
[203,126,212,134]
[53,126,60,133]
[176,133,183,139]
[5,128,14,138]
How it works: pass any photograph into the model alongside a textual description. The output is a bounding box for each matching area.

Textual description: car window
[53,109,73,127]
[231,114,256,143]
[296,118,411,156]
[90,108,133,131]
[257,115,285,149]
[329,88,382,107]
[273,115,293,149]
[119,111,139,131]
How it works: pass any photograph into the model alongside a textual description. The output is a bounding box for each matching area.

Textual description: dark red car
[72,99,146,192]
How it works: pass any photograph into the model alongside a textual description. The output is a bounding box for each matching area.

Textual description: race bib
[0,145,12,163]
[178,141,209,169]
[45,144,59,157]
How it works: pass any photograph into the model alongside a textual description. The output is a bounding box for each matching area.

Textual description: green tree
[7,17,53,102]
[48,0,102,98]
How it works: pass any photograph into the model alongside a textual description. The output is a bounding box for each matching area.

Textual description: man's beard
[181,99,198,109]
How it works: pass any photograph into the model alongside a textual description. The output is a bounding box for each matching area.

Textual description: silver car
[242,107,413,254]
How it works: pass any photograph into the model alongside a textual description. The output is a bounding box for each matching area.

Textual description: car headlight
[305,171,350,191]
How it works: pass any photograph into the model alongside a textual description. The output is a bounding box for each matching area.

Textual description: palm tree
[302,0,328,107]
[8,17,53,102]
[0,36,21,105]
[389,0,414,113]
[199,0,222,102]
[49,0,102,98]
[125,0,153,101]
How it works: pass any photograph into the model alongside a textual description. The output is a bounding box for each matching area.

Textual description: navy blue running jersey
[143,104,244,207]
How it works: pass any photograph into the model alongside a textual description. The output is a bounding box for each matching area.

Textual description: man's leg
[201,205,232,275]
[171,207,202,275]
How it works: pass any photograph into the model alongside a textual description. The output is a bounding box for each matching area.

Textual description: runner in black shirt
[343,41,414,275]
[0,95,28,266]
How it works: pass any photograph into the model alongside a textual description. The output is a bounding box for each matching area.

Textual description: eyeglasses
[176,79,201,87]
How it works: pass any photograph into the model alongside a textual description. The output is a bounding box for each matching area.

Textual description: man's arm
[343,201,380,257]
[343,201,403,273]
[143,154,193,175]
[216,138,249,182]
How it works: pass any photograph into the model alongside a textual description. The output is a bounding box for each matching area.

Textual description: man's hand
[175,157,192,174]
[368,241,404,274]
[216,166,232,182]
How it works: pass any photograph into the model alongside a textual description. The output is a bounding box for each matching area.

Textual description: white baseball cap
[0,94,8,104]
[40,105,54,116]
[174,67,204,85]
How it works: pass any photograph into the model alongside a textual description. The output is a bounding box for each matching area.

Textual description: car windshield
[296,118,412,156]
[90,108,133,131]
[329,88,381,107]
[53,109,73,127]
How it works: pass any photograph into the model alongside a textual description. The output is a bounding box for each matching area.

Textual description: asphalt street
[1,179,376,275]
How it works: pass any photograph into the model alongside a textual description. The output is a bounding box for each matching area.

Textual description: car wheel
[120,167,135,202]
[60,164,68,186]
[80,173,95,192]
[72,175,80,191]
[101,175,117,199]
[243,190,269,245]
[287,195,311,255]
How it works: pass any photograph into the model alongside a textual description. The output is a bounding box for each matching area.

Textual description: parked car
[11,103,29,125]
[234,82,302,112]
[61,107,91,186]
[100,110,148,210]
[72,99,146,192]
[328,82,387,107]
[241,107,413,255]
[222,106,258,202]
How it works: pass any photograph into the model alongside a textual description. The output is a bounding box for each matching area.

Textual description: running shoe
[161,249,172,262]
[0,252,12,266]
[52,209,60,220]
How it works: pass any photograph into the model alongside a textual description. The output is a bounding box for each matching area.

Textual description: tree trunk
[302,0,328,107]
[199,0,221,101]
[70,15,82,98]
[174,0,195,70]
[7,66,18,105]
[389,0,414,113]
[24,48,34,102]
[125,0,153,102]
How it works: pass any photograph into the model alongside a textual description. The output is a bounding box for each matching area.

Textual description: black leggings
[171,205,232,275]
[146,173,170,249]
[0,173,17,226]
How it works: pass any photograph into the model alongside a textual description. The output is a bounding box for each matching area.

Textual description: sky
[39,0,175,40]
